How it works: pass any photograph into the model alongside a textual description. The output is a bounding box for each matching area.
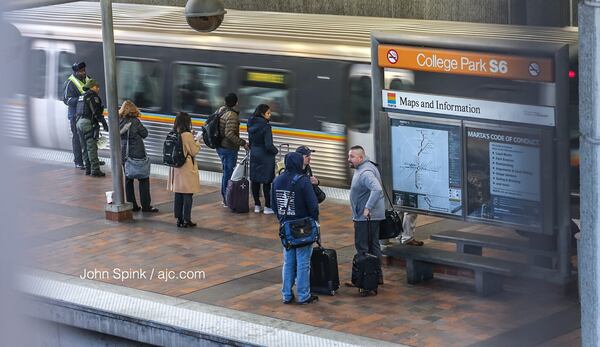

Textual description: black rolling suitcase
[226,154,249,213]
[351,221,381,296]
[310,242,339,296]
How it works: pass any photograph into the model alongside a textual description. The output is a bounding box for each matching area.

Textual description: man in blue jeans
[272,152,319,305]
[216,93,248,206]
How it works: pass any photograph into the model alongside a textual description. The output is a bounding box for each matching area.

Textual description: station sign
[382,90,555,126]
[378,45,554,82]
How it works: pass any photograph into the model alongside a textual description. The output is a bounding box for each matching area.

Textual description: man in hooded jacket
[272,152,319,305]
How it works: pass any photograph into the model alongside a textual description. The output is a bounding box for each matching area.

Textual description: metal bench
[383,244,523,296]
[429,230,557,272]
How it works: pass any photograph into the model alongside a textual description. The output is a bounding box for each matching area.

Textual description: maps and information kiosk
[371,32,574,283]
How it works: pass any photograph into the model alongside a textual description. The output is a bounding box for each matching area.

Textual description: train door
[347,65,374,158]
[347,65,414,159]
[28,40,75,149]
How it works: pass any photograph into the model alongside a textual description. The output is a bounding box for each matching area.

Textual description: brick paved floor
[23,160,580,346]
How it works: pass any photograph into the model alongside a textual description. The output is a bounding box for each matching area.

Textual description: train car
[3,2,579,190]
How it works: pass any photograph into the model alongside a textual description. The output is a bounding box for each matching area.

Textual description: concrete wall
[107,0,575,26]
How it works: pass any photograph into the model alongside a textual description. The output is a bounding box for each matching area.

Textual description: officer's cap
[72,62,86,72]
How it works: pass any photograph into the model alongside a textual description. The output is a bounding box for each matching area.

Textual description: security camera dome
[185,0,226,32]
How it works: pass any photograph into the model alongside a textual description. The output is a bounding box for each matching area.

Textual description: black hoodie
[272,152,319,223]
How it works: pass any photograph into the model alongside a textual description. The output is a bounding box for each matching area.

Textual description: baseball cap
[295,145,315,156]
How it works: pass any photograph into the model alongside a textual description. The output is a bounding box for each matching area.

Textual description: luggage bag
[275,143,290,175]
[310,243,339,295]
[351,220,381,296]
[226,154,249,213]
[351,252,380,296]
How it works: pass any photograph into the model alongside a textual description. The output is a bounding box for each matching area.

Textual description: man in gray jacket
[347,145,385,285]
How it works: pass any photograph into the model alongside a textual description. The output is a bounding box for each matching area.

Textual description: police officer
[63,62,91,170]
[75,79,108,177]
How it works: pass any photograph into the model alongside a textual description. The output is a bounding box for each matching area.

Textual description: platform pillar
[578,1,600,345]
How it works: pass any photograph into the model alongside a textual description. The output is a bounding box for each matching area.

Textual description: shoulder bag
[279,174,320,250]
[124,121,151,179]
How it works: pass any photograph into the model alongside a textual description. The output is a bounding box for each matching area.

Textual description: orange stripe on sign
[377,45,554,82]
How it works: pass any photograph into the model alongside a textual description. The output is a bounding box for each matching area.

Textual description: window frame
[170,61,226,117]
[236,66,295,126]
[115,56,164,111]
[31,49,47,99]
[57,51,76,100]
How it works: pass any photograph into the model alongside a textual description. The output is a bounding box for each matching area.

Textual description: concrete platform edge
[19,269,405,347]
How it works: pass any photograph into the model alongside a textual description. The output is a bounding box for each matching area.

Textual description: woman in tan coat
[167,112,201,228]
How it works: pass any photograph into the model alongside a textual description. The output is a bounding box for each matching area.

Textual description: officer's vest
[75,93,93,120]
[68,75,91,94]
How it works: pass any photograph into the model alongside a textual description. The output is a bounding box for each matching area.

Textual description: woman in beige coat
[167,112,201,228]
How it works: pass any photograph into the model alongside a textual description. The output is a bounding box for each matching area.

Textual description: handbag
[313,185,326,204]
[279,174,320,249]
[306,165,326,203]
[124,123,151,179]
[378,179,403,240]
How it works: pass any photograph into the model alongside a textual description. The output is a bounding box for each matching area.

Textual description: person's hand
[363,208,371,219]
[310,176,319,185]
[103,123,109,132]
[244,143,250,151]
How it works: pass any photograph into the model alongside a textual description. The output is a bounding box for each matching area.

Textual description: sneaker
[254,205,262,213]
[283,294,295,305]
[221,201,228,208]
[298,295,319,305]
[90,171,106,177]
[263,207,274,215]
[75,163,85,170]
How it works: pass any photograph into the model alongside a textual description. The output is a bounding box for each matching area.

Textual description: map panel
[390,118,462,216]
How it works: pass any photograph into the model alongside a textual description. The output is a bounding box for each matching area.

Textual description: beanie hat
[72,61,86,72]
[83,79,99,90]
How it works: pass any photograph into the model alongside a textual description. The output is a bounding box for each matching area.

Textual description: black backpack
[201,107,228,149]
[163,131,187,167]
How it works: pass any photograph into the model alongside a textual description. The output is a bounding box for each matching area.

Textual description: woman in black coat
[248,104,278,214]
[119,100,158,213]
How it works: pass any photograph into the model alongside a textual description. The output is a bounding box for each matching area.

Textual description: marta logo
[387,92,396,106]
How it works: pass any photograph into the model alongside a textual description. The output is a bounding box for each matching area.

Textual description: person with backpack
[216,93,249,206]
[296,145,326,204]
[167,112,201,228]
[119,100,158,213]
[345,145,385,287]
[248,104,278,214]
[75,79,108,177]
[272,152,319,305]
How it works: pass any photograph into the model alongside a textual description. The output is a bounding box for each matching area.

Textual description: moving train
[3,2,579,189]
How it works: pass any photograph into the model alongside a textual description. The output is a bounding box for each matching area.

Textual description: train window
[116,59,162,110]
[238,69,293,124]
[57,52,75,99]
[348,75,371,133]
[172,64,224,116]
[31,50,46,98]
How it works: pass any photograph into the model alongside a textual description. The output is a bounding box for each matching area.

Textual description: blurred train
[3,2,579,190]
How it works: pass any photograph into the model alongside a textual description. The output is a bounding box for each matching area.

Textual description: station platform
[19,147,580,346]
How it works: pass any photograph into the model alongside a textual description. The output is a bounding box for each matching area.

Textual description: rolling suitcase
[226,154,249,213]
[275,143,290,175]
[310,242,339,296]
[351,252,380,296]
[351,220,381,296]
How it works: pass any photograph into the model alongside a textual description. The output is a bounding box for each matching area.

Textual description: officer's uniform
[63,62,91,168]
[75,87,108,176]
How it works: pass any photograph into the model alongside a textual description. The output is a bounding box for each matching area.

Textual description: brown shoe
[344,281,355,287]
[404,239,424,246]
